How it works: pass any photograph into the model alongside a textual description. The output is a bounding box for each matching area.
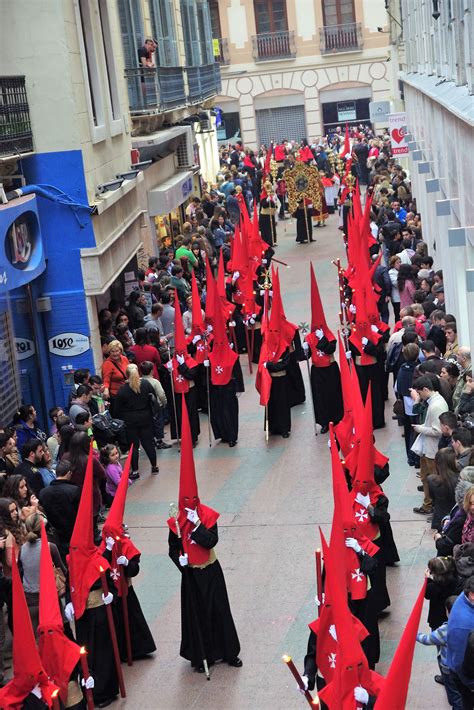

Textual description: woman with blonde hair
[102,339,130,416]
[115,364,159,478]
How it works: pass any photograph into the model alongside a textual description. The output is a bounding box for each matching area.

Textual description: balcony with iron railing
[188,64,222,103]
[124,66,187,114]
[0,76,34,158]
[252,30,296,61]
[320,22,363,54]
[213,37,230,65]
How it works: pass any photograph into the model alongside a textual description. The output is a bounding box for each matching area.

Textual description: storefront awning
[147,170,194,217]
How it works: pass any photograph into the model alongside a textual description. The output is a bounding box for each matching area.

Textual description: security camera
[97,178,124,194]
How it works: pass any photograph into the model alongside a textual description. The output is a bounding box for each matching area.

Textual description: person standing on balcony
[138,38,156,68]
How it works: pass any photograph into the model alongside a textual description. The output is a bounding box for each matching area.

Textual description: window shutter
[150,0,178,66]
[117,0,144,68]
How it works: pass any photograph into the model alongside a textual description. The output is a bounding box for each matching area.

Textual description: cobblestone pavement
[117,213,448,709]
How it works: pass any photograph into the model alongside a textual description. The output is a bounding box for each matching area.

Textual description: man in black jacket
[14,440,45,497]
[39,460,81,561]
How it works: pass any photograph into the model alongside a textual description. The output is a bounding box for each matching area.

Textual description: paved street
[117,213,447,709]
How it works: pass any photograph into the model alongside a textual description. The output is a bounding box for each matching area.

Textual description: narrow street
[118,213,447,709]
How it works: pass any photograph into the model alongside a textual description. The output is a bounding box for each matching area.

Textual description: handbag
[393,399,404,418]
[148,391,160,417]
[54,565,66,597]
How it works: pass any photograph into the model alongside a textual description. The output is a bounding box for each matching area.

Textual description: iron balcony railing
[0,76,34,158]
[124,66,187,114]
[320,22,363,54]
[214,37,230,65]
[187,64,222,103]
[252,30,296,61]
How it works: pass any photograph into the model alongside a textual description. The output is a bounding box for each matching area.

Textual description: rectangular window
[150,0,178,66]
[254,0,288,34]
[322,0,356,26]
[76,0,106,142]
[181,0,201,66]
[117,0,144,69]
[196,0,214,65]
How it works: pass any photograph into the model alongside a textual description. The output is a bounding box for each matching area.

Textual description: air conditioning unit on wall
[176,126,194,168]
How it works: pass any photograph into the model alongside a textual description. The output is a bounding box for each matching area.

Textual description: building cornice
[399,71,474,126]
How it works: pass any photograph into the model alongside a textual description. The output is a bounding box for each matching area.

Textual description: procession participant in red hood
[65,446,119,708]
[167,290,200,445]
[167,397,242,673]
[208,289,241,447]
[101,449,156,662]
[303,263,343,433]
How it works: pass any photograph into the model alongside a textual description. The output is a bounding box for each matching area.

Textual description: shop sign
[0,195,46,294]
[369,101,391,124]
[337,101,356,122]
[14,337,36,361]
[7,216,33,268]
[182,177,193,200]
[388,112,409,156]
[48,332,90,357]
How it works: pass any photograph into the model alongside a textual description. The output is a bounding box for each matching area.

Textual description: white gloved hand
[192,335,201,344]
[176,354,185,365]
[354,686,369,704]
[179,553,189,567]
[64,602,75,622]
[371,324,379,333]
[299,675,309,693]
[166,360,173,370]
[315,329,324,339]
[260,289,265,296]
[207,325,213,333]
[349,304,357,314]
[232,271,240,282]
[345,537,362,553]
[105,536,115,551]
[355,492,371,508]
[302,341,309,352]
[263,362,268,369]
[82,676,95,689]
[102,592,114,605]
[31,684,42,699]
[116,555,129,567]
[345,350,352,360]
[203,359,210,367]
[249,317,256,325]
[230,342,234,349]
[361,337,369,346]
[185,507,200,524]
[229,320,236,327]
[262,259,268,265]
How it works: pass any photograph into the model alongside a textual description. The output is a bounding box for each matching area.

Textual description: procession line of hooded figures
[0,188,430,710]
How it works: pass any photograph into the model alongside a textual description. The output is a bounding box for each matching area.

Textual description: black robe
[73,579,119,706]
[350,341,385,429]
[210,373,239,445]
[102,549,156,661]
[169,362,201,443]
[348,552,380,668]
[267,351,291,436]
[168,523,240,668]
[251,325,262,364]
[307,337,343,426]
[287,333,306,407]
[258,197,277,246]
[293,204,313,243]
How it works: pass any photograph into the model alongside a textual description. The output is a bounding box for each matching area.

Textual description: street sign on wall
[388,112,409,156]
[369,101,391,124]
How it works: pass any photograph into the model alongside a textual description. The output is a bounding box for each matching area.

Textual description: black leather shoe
[413,506,432,515]
[228,657,243,667]
[97,697,117,708]
[282,432,290,438]
[417,485,423,492]
[156,441,172,450]
[228,441,237,447]
[320,424,329,434]
[434,675,445,685]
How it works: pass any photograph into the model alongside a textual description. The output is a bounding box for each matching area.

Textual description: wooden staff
[205,362,212,447]
[79,647,95,710]
[299,325,318,436]
[115,537,133,666]
[303,201,311,244]
[166,343,180,450]
[272,257,289,267]
[51,690,60,710]
[315,548,323,616]
[244,324,253,374]
[99,566,126,698]
[282,655,319,707]
[264,404,269,442]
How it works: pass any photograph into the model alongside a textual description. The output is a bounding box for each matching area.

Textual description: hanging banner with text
[388,112,409,156]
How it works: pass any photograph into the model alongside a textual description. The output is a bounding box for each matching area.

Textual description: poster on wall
[388,112,409,156]
[337,101,356,122]
[48,333,90,357]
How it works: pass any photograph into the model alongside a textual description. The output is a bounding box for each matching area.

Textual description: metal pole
[206,364,212,447]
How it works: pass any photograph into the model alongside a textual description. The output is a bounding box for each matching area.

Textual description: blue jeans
[444,671,465,710]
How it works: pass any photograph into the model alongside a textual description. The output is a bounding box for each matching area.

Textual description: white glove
[64,602,75,622]
[354,686,369,704]
[262,259,268,265]
[230,320,236,327]
[230,342,234,349]
[179,553,189,567]
[31,685,42,699]
[185,507,200,524]
[260,290,265,296]
[166,360,173,370]
[299,675,309,693]
[356,492,371,508]
[263,362,268,369]
[105,536,115,551]
[345,537,362,553]
[249,317,256,325]
[203,359,210,367]
[207,325,213,333]
[232,271,240,282]
[176,354,185,365]
[192,335,201,344]
[102,592,114,605]
[349,304,357,314]
[361,337,369,346]
[82,676,95,689]
[315,329,324,339]
[371,324,379,333]
[302,342,309,353]
[345,350,352,360]
[116,555,129,567]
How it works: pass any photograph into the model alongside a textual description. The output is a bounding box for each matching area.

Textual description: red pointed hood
[0,553,58,709]
[68,445,110,619]
[334,332,355,458]
[374,580,427,709]
[329,424,356,537]
[102,449,133,540]
[167,396,219,565]
[263,143,273,180]
[173,290,188,355]
[310,262,334,339]
[38,522,81,702]
[209,288,238,386]
[217,250,235,322]
[190,271,205,336]
[352,387,377,494]
[267,267,297,357]
[205,256,216,325]
[339,123,350,157]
